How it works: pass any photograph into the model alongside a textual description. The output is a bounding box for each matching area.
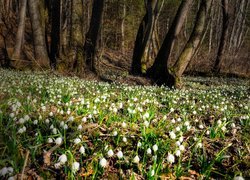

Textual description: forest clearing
[0,68,249,179]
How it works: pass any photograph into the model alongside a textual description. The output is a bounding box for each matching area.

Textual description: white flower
[231,123,236,128]
[152,144,158,152]
[54,162,61,169]
[144,120,149,127]
[175,150,181,157]
[107,149,114,157]
[137,142,142,147]
[175,141,181,146]
[18,118,25,124]
[150,169,155,176]
[77,125,83,130]
[167,153,175,164]
[170,108,174,112]
[198,124,204,129]
[68,116,74,122]
[74,138,81,144]
[82,117,87,122]
[52,128,57,134]
[171,119,176,123]
[8,176,15,180]
[47,138,53,143]
[117,150,123,159]
[72,162,80,173]
[33,120,38,125]
[179,136,184,143]
[122,122,127,128]
[79,146,85,155]
[113,131,118,136]
[184,121,190,126]
[122,137,127,143]
[58,154,67,164]
[99,158,108,168]
[45,119,50,124]
[169,131,176,139]
[9,113,15,118]
[197,142,203,148]
[179,145,185,151]
[49,112,53,117]
[55,137,63,145]
[7,167,13,174]
[217,120,222,125]
[63,124,68,130]
[133,155,140,163]
[233,176,245,180]
[143,112,150,119]
[0,167,8,176]
[176,126,181,131]
[221,126,227,132]
[147,148,152,155]
[24,115,30,121]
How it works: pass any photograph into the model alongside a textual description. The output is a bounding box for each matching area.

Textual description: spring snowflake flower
[107,149,114,157]
[231,123,236,128]
[55,137,63,145]
[99,158,108,168]
[176,141,181,146]
[143,112,150,119]
[77,124,83,130]
[0,167,8,176]
[217,120,222,125]
[133,155,140,163]
[18,118,25,124]
[175,150,181,157]
[122,137,127,143]
[170,108,174,112]
[117,150,123,159]
[144,120,150,127]
[49,112,53,117]
[52,128,57,134]
[179,145,185,151]
[68,116,74,122]
[45,119,50,124]
[113,131,118,136]
[79,146,85,155]
[137,142,142,147]
[150,169,155,176]
[33,120,38,125]
[167,153,175,164]
[197,142,203,148]
[169,131,176,139]
[47,138,53,143]
[54,162,61,169]
[58,154,67,164]
[233,176,245,180]
[122,122,127,128]
[9,113,15,118]
[221,126,227,132]
[72,161,80,173]
[147,148,152,155]
[198,124,204,129]
[152,144,158,152]
[74,138,81,144]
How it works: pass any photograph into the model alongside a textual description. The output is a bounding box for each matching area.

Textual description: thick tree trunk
[12,0,27,60]
[28,0,49,68]
[49,0,61,69]
[131,0,158,75]
[84,0,104,72]
[147,0,193,86]
[172,0,213,88]
[213,0,229,73]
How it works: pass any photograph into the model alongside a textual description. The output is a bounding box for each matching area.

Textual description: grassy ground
[0,68,249,179]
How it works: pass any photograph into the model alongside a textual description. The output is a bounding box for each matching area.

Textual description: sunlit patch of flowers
[0,69,249,179]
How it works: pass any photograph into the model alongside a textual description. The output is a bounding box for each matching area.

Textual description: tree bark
[28,0,49,68]
[147,0,193,86]
[83,0,105,72]
[121,0,126,54]
[172,0,213,88]
[131,0,158,75]
[12,0,27,60]
[213,0,229,73]
[49,0,61,69]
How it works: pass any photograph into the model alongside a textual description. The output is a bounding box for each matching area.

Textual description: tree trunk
[28,0,49,68]
[172,0,213,88]
[49,0,61,69]
[131,0,158,75]
[83,0,104,72]
[147,0,193,86]
[12,0,27,60]
[121,0,126,54]
[213,0,229,73]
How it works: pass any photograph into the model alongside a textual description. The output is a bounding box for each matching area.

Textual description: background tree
[84,0,105,72]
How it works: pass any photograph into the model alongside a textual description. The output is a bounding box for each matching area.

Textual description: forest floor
[0,68,249,179]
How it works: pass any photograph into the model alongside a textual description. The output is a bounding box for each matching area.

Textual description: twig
[21,150,30,180]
